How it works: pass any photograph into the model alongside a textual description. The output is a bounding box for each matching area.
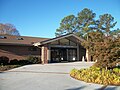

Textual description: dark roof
[0,34,49,46]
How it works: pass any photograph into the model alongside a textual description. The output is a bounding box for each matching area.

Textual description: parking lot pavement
[0,62,120,90]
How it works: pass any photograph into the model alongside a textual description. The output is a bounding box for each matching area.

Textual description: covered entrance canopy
[34,34,88,64]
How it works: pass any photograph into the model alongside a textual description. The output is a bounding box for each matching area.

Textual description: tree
[82,14,120,69]
[110,28,120,37]
[55,15,77,37]
[56,8,120,68]
[55,8,96,39]
[0,23,20,36]
[96,14,117,36]
[77,8,96,39]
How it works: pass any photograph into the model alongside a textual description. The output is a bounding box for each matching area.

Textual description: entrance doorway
[51,47,77,63]
[59,49,67,61]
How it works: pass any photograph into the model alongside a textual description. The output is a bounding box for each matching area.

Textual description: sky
[0,0,120,38]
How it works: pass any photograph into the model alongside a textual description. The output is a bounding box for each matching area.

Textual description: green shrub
[0,65,21,71]
[113,68,120,74]
[0,56,9,65]
[27,56,41,64]
[18,60,30,65]
[70,67,120,85]
[10,59,19,65]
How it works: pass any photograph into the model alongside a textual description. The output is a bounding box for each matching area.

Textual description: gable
[34,34,84,46]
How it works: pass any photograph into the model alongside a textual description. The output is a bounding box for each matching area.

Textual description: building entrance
[51,47,77,62]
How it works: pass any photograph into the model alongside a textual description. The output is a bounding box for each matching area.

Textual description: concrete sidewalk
[0,62,120,90]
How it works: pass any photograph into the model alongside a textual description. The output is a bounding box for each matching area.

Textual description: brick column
[47,47,51,63]
[77,44,79,61]
[41,46,48,64]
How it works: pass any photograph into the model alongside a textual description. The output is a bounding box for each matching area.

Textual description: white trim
[41,34,75,45]
[33,42,40,46]
[33,34,84,46]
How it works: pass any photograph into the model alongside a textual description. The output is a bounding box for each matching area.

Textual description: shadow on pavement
[66,86,86,90]
[96,85,118,90]
[104,87,117,90]
[1,70,69,74]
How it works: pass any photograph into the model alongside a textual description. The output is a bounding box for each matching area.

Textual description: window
[0,36,7,39]
[28,47,37,51]
[68,49,77,60]
[50,41,59,45]
[17,37,24,40]
[70,41,76,46]
[59,38,69,45]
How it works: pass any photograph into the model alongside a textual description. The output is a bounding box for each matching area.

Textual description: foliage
[113,67,120,74]
[84,14,120,68]
[55,8,96,38]
[55,8,119,39]
[0,23,20,36]
[9,59,30,65]
[10,59,19,65]
[82,33,120,68]
[56,8,120,68]
[96,14,117,34]
[55,15,77,36]
[0,65,21,71]
[0,55,42,67]
[18,60,31,65]
[27,56,41,64]
[70,67,120,85]
[0,56,41,71]
[77,8,96,39]
[0,56,42,71]
[0,56,9,65]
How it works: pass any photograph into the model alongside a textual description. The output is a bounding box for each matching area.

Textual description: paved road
[0,62,120,90]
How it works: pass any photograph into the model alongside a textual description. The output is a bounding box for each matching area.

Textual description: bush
[93,60,119,69]
[70,67,120,86]
[0,56,9,65]
[0,65,21,71]
[113,68,120,74]
[10,59,19,65]
[27,56,41,64]
[18,60,30,65]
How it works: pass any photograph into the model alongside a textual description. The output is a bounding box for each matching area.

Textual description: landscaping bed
[70,66,120,86]
[0,56,42,71]
[0,65,21,71]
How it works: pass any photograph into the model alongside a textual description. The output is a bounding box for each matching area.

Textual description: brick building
[0,34,91,64]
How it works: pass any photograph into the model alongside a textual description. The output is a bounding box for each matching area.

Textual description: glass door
[68,48,77,61]
[59,49,67,61]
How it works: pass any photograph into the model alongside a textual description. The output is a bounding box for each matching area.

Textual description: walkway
[0,62,120,90]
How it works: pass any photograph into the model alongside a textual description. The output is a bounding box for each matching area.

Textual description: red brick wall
[0,45,41,60]
[43,46,48,64]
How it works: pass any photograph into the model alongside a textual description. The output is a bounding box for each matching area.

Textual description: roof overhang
[0,43,33,46]
[33,34,84,46]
